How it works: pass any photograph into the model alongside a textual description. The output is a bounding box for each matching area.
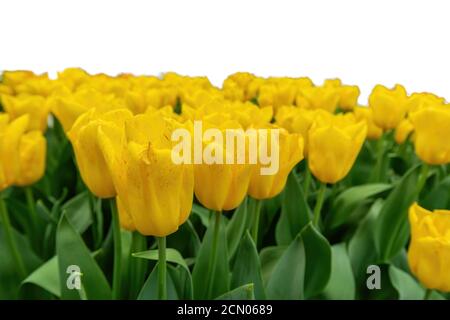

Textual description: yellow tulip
[98,113,194,236]
[410,106,450,165]
[353,106,383,140]
[248,127,304,199]
[394,118,414,144]
[298,87,340,113]
[68,108,133,198]
[2,70,35,91]
[194,118,253,211]
[0,84,13,95]
[47,93,91,132]
[338,85,360,111]
[0,114,29,191]
[308,113,367,184]
[16,131,46,186]
[408,203,450,292]
[369,84,409,130]
[57,68,89,91]
[2,94,50,132]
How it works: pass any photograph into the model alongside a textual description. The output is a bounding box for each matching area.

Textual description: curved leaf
[275,172,311,245]
[56,215,111,299]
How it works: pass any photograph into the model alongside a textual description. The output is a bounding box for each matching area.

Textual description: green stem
[423,288,433,300]
[110,199,122,300]
[25,187,39,232]
[206,211,221,299]
[313,183,327,228]
[157,236,167,300]
[373,133,385,182]
[415,163,430,201]
[0,196,27,279]
[303,164,312,199]
[251,199,263,243]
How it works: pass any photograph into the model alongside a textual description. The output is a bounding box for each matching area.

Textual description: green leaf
[226,198,249,260]
[0,223,42,299]
[191,203,210,228]
[374,165,420,261]
[21,256,60,298]
[167,220,201,259]
[422,175,450,210]
[260,246,286,286]
[328,183,392,229]
[168,265,193,300]
[231,231,266,299]
[267,223,331,299]
[388,265,424,300]
[137,263,179,300]
[348,199,383,292]
[302,223,332,298]
[275,172,311,245]
[216,284,255,300]
[192,213,230,299]
[322,244,355,300]
[61,192,93,234]
[132,248,189,274]
[56,215,111,299]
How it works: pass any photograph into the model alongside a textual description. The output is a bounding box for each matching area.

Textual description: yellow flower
[0,84,13,95]
[408,203,450,292]
[16,131,46,186]
[194,118,253,211]
[394,118,414,144]
[0,114,29,191]
[2,71,36,91]
[98,113,194,236]
[353,106,383,140]
[298,87,340,113]
[248,127,304,199]
[410,106,450,165]
[57,68,89,91]
[369,84,409,130]
[338,85,360,111]
[68,108,133,198]
[276,107,330,155]
[47,92,91,132]
[1,94,49,132]
[308,113,367,184]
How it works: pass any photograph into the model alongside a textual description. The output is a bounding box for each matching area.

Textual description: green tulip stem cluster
[415,163,430,201]
[373,132,386,182]
[0,195,27,279]
[313,183,327,228]
[25,187,39,238]
[206,211,221,299]
[303,165,312,199]
[110,198,122,299]
[251,199,263,243]
[157,236,167,300]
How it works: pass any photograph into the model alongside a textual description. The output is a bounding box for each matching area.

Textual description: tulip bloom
[297,87,340,113]
[16,131,47,186]
[308,114,367,184]
[193,118,253,211]
[2,95,50,132]
[369,84,409,130]
[394,118,414,144]
[408,203,450,292]
[248,127,304,199]
[353,106,383,140]
[410,106,450,165]
[98,113,194,236]
[0,114,29,191]
[68,108,133,198]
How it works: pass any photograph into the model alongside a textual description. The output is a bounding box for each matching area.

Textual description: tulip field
[1,69,450,300]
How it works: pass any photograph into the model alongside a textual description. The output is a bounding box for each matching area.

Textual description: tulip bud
[308,113,367,184]
[408,203,450,292]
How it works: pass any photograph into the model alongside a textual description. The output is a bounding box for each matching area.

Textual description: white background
[1,0,449,103]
